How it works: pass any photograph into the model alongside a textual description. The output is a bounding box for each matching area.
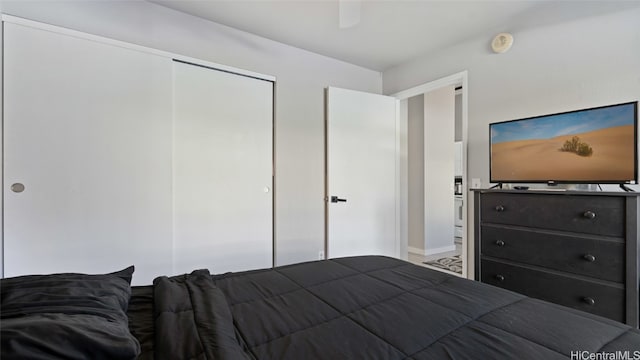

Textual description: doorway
[392,71,468,278]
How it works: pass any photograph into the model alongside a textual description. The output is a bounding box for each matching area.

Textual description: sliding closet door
[3,23,173,284]
[173,61,273,275]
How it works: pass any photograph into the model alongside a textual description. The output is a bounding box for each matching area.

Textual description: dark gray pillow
[1,266,140,360]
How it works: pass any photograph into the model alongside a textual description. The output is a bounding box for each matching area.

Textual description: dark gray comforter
[146,256,640,359]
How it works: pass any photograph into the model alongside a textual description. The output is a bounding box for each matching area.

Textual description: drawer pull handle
[582,297,596,306]
[583,211,596,219]
[495,274,505,282]
[583,254,596,262]
[495,205,505,212]
[495,240,505,247]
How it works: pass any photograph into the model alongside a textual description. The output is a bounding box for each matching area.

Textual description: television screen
[490,101,638,184]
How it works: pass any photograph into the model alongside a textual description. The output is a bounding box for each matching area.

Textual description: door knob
[330,196,347,203]
[11,183,25,193]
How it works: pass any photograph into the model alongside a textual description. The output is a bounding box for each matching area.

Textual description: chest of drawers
[473,189,639,327]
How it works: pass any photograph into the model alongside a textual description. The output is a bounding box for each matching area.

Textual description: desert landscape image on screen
[491,103,636,182]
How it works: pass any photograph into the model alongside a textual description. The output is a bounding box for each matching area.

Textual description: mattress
[127,256,640,359]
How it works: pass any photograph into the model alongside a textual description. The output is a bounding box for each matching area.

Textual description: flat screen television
[490,101,638,184]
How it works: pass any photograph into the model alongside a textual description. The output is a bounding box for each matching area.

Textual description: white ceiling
[150,0,640,71]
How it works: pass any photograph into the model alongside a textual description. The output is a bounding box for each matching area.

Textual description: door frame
[391,71,469,278]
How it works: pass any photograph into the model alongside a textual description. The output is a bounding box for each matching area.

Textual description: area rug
[423,255,462,274]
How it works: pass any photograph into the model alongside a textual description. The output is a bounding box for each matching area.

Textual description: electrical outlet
[318,250,325,260]
[471,178,482,189]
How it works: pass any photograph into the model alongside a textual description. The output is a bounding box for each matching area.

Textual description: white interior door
[326,87,397,258]
[3,22,173,284]
[173,61,273,275]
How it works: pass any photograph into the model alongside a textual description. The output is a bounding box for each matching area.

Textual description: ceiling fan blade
[339,0,361,29]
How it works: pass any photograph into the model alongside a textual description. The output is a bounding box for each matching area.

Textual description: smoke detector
[491,33,514,53]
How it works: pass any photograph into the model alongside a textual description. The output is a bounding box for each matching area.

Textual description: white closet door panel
[3,23,173,285]
[173,61,273,275]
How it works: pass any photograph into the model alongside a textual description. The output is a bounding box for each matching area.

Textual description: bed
[2,256,640,359]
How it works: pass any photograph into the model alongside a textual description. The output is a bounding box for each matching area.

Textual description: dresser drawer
[480,193,624,236]
[481,259,625,322]
[481,225,624,282]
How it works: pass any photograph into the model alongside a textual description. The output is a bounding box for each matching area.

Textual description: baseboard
[408,246,425,255]
[424,245,456,256]
[409,245,457,256]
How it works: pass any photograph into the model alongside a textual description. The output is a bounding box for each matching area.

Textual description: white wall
[0,0,382,267]
[383,7,640,276]
[423,86,455,254]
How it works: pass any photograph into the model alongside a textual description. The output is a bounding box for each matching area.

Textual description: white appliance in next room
[454,196,463,238]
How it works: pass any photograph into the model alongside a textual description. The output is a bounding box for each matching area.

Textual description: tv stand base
[620,184,636,192]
